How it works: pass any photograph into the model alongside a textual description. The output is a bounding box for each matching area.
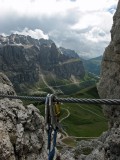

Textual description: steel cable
[0,94,120,105]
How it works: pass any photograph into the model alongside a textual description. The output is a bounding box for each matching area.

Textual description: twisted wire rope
[0,94,120,105]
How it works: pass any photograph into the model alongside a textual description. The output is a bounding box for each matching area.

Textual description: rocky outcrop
[98,0,120,127]
[0,34,85,93]
[0,72,47,160]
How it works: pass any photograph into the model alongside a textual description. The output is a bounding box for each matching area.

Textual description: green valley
[24,84,108,139]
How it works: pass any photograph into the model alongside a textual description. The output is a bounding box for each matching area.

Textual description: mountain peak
[59,47,79,59]
[0,34,54,47]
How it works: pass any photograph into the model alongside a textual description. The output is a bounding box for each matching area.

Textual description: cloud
[108,5,117,14]
[48,27,108,58]
[84,27,110,42]
[0,0,78,17]
[0,0,119,58]
[0,0,118,18]
[71,11,113,31]
[13,28,49,39]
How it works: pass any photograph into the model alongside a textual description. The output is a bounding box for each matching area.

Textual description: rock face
[0,72,47,160]
[98,0,120,127]
[59,47,79,59]
[0,34,85,93]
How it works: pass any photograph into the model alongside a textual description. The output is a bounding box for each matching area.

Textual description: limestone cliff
[0,72,47,160]
[0,34,85,93]
[98,0,120,127]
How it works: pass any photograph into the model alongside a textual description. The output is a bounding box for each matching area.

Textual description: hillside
[83,56,102,75]
[31,85,107,140]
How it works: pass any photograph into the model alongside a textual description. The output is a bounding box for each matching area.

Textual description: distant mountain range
[59,45,102,76]
[0,34,85,94]
[59,47,79,59]
[82,56,102,75]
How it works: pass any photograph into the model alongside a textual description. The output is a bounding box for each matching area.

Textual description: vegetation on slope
[83,56,102,75]
[23,73,108,139]
[61,102,107,137]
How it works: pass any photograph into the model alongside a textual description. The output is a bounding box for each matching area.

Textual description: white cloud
[76,0,118,11]
[84,27,110,42]
[0,0,118,17]
[71,10,113,43]
[0,0,119,57]
[13,28,49,39]
[71,11,113,30]
[0,0,77,17]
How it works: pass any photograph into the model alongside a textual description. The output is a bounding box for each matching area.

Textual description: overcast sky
[0,0,119,58]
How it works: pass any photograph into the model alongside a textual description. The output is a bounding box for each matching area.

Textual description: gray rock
[98,0,120,127]
[61,150,75,160]
[0,73,48,160]
[59,47,79,59]
[0,72,16,95]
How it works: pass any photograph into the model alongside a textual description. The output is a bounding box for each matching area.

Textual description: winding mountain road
[60,108,70,123]
[41,74,56,94]
[60,108,70,137]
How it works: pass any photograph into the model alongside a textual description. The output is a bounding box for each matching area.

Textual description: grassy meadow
[23,75,108,138]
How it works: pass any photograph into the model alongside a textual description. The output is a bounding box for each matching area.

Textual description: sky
[0,0,119,58]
